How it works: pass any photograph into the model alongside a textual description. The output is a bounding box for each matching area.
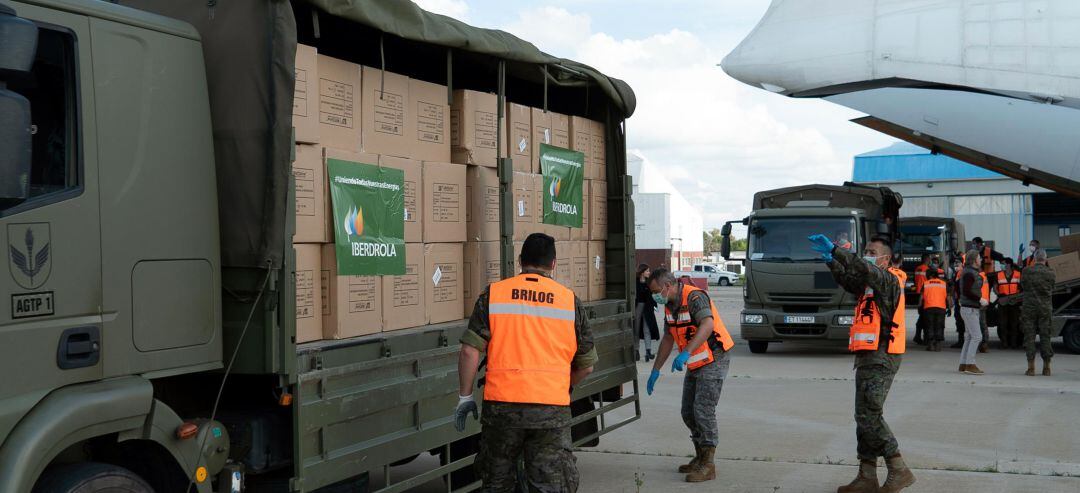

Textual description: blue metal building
[854,142,1080,257]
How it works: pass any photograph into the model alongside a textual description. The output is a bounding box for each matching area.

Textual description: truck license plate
[783,316,815,324]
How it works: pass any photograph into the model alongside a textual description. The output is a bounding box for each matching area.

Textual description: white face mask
[863,255,883,266]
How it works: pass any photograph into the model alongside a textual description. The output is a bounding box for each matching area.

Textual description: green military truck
[720,183,902,354]
[0,1,640,492]
[896,217,965,302]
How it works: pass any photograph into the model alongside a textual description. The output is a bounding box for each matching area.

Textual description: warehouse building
[628,150,705,270]
[853,142,1080,257]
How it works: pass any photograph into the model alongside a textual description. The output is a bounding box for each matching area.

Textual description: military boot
[685,447,716,482]
[1025,359,1035,376]
[678,444,702,473]
[879,454,915,492]
[837,459,878,493]
[1042,359,1052,376]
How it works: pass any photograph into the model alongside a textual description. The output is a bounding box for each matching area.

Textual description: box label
[293,68,310,117]
[327,158,405,275]
[404,179,417,224]
[319,77,355,128]
[432,182,461,223]
[540,144,584,228]
[373,89,405,136]
[348,277,378,313]
[475,110,497,150]
[293,166,316,217]
[433,263,459,302]
[296,269,316,319]
[417,100,445,143]
[391,262,421,308]
[320,269,331,316]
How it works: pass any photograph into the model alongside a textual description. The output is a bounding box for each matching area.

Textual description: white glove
[980,299,989,307]
[454,394,478,432]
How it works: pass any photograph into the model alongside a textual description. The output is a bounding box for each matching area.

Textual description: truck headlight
[837,316,854,326]
[743,313,765,324]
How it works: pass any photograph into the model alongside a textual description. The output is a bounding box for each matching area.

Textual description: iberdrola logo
[549,176,562,198]
[342,206,364,237]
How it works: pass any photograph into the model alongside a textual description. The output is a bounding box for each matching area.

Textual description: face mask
[652,293,667,305]
[863,255,881,265]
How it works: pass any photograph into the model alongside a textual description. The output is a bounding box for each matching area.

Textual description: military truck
[720,183,902,354]
[0,1,640,492]
[896,217,965,302]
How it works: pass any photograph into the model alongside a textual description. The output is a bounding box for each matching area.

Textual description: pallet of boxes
[290,45,609,343]
[1049,233,1080,285]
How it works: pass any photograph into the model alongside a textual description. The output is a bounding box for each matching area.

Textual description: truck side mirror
[720,234,732,260]
[720,223,732,236]
[0,4,38,74]
[0,5,37,205]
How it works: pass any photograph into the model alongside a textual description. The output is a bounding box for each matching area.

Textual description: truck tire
[33,462,154,493]
[719,278,731,287]
[1064,324,1080,354]
[748,341,768,354]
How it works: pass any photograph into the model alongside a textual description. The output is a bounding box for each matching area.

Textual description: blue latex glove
[646,369,660,395]
[671,351,691,372]
[821,251,834,262]
[808,234,835,255]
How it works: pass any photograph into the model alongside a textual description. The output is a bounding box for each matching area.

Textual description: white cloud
[500,6,893,231]
[412,0,470,21]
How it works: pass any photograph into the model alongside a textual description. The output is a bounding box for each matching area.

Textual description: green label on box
[327,158,405,275]
[540,143,584,228]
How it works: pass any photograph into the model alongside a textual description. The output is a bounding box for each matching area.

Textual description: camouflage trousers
[1022,303,1054,362]
[477,425,578,493]
[855,364,900,461]
[681,355,730,448]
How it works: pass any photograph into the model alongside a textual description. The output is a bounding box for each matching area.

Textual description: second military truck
[722,183,902,353]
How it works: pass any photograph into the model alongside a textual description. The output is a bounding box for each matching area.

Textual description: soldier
[809,234,915,493]
[994,258,1023,349]
[645,268,735,483]
[454,233,597,492]
[1020,250,1056,376]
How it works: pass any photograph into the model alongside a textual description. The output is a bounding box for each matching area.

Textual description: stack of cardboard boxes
[291,45,611,343]
[291,45,465,343]
[1049,233,1080,283]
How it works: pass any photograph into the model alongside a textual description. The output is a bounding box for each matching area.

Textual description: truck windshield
[898,226,944,252]
[748,217,856,262]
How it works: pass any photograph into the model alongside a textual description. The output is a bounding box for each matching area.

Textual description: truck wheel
[1064,324,1080,354]
[748,341,768,354]
[33,462,154,493]
[719,278,731,287]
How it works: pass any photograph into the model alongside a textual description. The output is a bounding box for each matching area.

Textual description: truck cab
[722,183,901,354]
[896,217,965,301]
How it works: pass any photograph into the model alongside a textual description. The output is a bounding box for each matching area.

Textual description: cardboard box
[423,162,467,242]
[293,44,320,144]
[507,103,533,173]
[512,172,538,241]
[1049,251,1080,283]
[464,241,502,317]
[425,243,464,324]
[321,244,382,339]
[591,119,606,180]
[555,240,572,287]
[588,241,606,301]
[409,78,451,162]
[1060,233,1080,255]
[324,148,380,242]
[451,90,503,167]
[569,241,590,300]
[590,180,608,241]
[532,108,553,169]
[317,55,362,152]
[571,180,590,241]
[293,144,328,243]
[294,244,323,343]
[466,165,500,242]
[551,112,570,149]
[570,116,594,179]
[380,155,422,243]
[361,66,409,157]
[383,243,426,331]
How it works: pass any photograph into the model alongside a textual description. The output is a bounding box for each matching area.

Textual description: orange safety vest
[979,272,990,302]
[664,285,735,371]
[1023,256,1036,268]
[485,273,577,406]
[849,267,907,354]
[980,246,995,273]
[995,269,1021,296]
[914,264,929,293]
[921,278,948,309]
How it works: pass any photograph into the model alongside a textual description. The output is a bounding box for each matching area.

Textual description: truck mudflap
[292,300,639,493]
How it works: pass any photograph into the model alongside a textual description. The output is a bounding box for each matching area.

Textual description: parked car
[675,264,739,286]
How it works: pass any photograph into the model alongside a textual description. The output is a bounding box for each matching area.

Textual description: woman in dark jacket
[636,263,660,361]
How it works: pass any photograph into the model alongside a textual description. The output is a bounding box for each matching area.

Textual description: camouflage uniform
[1020,264,1056,362]
[828,248,903,461]
[461,269,598,493]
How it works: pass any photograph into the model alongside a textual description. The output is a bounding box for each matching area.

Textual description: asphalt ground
[376,286,1080,492]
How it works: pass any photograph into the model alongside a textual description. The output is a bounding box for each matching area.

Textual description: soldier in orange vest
[919,268,950,352]
[645,268,735,483]
[971,236,1004,274]
[454,234,596,492]
[809,234,915,493]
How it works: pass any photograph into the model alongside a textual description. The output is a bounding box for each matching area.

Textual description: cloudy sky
[414,0,898,230]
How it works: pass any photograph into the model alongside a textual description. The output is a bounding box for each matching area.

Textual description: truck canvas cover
[118,0,636,268]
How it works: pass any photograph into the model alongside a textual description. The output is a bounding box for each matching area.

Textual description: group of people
[907,237,1058,376]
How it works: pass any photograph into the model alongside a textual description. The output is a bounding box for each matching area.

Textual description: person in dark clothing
[971,237,1005,274]
[958,250,987,374]
[950,258,966,348]
[636,263,660,361]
